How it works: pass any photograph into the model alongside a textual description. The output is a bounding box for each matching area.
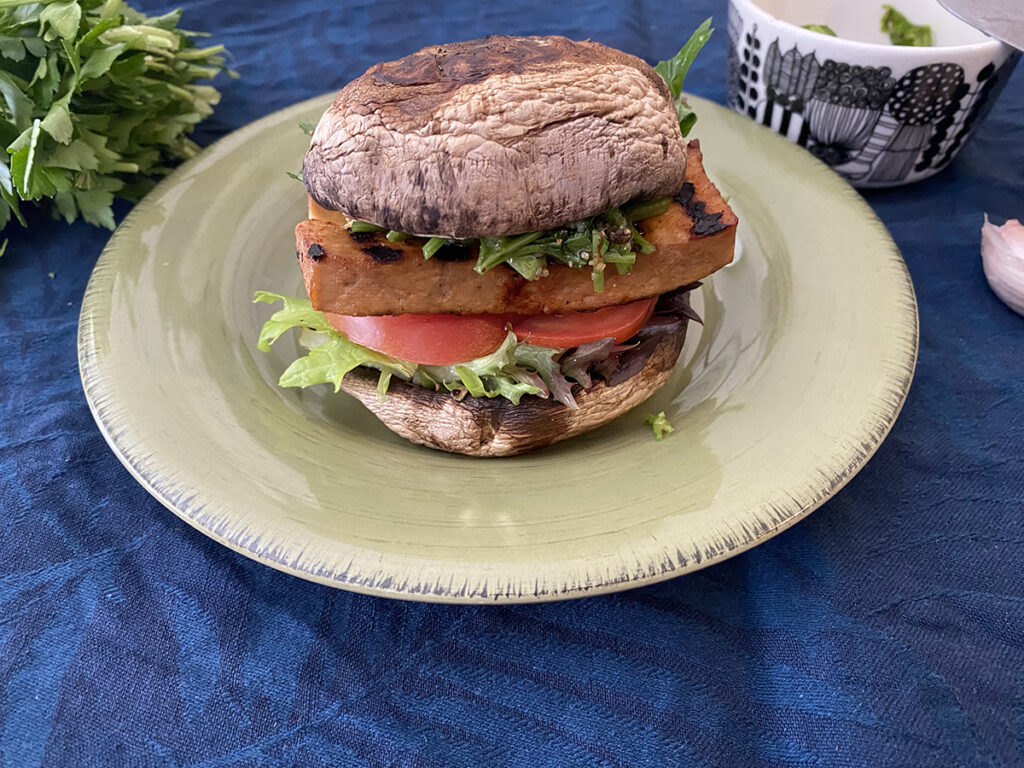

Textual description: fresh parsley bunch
[0,0,235,233]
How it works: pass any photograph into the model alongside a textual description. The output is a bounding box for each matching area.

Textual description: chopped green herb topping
[347,197,671,290]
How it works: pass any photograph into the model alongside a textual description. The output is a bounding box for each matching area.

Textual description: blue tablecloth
[2,1,1022,765]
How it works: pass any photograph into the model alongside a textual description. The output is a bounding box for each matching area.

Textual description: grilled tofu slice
[294,141,736,316]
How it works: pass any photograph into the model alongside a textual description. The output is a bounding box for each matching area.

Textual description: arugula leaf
[644,411,674,440]
[0,0,235,235]
[881,5,932,46]
[421,236,447,258]
[655,18,713,101]
[802,24,837,36]
[654,17,714,138]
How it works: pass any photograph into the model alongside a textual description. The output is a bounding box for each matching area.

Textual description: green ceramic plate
[78,95,918,603]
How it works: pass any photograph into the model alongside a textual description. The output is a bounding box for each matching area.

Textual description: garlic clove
[981,215,1024,317]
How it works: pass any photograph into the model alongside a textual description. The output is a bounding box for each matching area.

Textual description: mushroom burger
[256,26,737,456]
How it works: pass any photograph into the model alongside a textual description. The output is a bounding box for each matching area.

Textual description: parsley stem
[622,197,671,223]
[629,223,655,254]
[475,232,543,273]
[349,221,384,232]
[422,237,448,259]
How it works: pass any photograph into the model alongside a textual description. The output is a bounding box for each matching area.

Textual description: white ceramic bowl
[726,0,1020,187]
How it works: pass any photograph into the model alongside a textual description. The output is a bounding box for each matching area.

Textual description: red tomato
[324,312,508,365]
[510,297,657,349]
[325,297,657,364]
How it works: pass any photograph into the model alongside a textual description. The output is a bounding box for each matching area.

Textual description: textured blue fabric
[2,1,1023,766]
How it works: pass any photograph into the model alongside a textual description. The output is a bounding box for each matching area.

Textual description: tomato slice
[324,312,508,365]
[510,297,657,349]
[324,297,657,365]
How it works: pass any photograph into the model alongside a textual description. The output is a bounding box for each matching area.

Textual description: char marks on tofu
[673,183,726,237]
[434,242,473,262]
[307,243,325,261]
[365,245,403,263]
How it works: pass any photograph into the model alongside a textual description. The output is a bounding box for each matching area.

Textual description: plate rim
[78,94,919,604]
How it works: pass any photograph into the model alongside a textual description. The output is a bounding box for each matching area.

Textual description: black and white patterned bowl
[727,0,1019,187]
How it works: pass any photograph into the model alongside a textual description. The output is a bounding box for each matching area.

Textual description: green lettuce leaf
[278,336,409,393]
[422,332,550,406]
[253,290,333,351]
[253,291,412,393]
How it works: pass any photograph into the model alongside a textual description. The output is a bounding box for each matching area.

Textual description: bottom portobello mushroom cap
[337,304,694,457]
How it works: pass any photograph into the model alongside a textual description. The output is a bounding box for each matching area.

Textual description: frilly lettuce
[254,291,412,396]
[253,292,580,408]
[428,333,546,405]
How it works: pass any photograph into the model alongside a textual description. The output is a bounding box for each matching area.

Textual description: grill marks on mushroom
[302,35,688,239]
